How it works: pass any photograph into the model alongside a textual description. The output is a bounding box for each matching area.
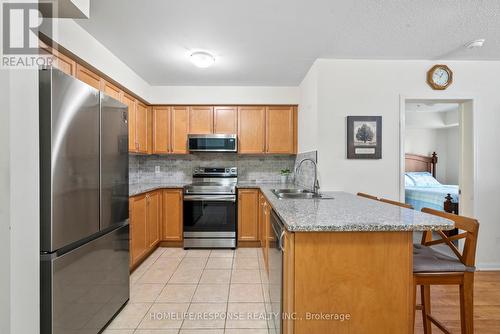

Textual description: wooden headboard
[405,152,438,177]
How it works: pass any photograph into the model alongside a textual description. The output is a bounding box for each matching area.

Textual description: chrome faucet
[295,158,320,195]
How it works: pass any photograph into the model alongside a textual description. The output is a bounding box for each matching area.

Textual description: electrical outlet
[155,166,160,174]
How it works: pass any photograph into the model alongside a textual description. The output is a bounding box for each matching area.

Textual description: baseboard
[476,263,500,271]
[159,241,183,247]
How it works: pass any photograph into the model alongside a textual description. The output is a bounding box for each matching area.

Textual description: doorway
[400,98,475,218]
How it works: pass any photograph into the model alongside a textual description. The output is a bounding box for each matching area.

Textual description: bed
[404,152,459,213]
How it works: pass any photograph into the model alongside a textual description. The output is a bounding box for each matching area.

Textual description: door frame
[399,95,478,217]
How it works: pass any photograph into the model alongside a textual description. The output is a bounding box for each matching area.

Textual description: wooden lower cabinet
[129,190,163,268]
[130,194,148,267]
[147,191,160,248]
[237,189,259,242]
[161,189,183,241]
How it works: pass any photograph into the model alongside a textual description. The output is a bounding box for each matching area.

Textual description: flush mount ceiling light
[465,39,486,49]
[190,51,215,68]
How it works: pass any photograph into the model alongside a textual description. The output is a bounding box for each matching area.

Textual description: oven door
[183,195,236,233]
[188,134,237,152]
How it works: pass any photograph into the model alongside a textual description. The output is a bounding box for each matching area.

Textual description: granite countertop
[129,180,294,196]
[129,182,187,196]
[129,181,454,232]
[257,186,454,232]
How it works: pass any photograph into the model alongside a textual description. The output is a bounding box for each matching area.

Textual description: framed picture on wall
[347,116,382,159]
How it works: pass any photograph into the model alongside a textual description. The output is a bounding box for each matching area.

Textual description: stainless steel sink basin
[271,188,333,199]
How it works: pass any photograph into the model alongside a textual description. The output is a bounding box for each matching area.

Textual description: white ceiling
[76,0,500,86]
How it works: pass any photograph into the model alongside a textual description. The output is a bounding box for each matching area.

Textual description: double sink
[271,188,334,200]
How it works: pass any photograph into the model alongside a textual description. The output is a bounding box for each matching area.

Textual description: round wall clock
[427,65,453,90]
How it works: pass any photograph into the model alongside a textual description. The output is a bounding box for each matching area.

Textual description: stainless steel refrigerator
[39,68,130,334]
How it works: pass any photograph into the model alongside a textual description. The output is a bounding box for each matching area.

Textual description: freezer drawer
[40,224,130,334]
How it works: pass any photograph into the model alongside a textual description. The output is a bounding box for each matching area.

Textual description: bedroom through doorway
[401,98,475,219]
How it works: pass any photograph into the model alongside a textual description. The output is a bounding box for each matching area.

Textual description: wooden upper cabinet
[153,106,171,154]
[52,50,76,76]
[130,195,148,265]
[214,106,238,134]
[103,80,122,101]
[238,189,259,241]
[135,102,149,153]
[76,64,103,91]
[122,93,137,152]
[189,106,213,134]
[171,106,189,154]
[266,106,296,154]
[147,191,160,248]
[238,106,266,154]
[162,189,183,241]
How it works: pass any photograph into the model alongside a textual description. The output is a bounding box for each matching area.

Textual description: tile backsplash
[130,153,296,184]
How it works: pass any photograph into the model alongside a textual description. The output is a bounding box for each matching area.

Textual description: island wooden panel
[292,231,413,333]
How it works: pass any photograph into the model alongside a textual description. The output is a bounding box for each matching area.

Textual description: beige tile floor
[103,247,274,334]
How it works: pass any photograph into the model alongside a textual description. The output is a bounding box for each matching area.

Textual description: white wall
[0,70,11,334]
[298,62,319,152]
[405,126,459,184]
[7,70,40,334]
[148,85,299,105]
[299,59,500,269]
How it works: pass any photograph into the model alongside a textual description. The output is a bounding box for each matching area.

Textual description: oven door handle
[184,195,236,202]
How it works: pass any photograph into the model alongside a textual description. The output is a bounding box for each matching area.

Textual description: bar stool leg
[421,285,432,334]
[412,281,417,333]
[460,272,474,334]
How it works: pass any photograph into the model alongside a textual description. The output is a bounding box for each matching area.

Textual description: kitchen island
[252,186,454,334]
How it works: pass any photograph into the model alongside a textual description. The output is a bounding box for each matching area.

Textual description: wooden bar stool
[357,192,379,200]
[379,198,414,209]
[413,208,479,334]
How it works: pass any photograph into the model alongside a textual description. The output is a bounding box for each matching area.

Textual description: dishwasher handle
[271,210,286,251]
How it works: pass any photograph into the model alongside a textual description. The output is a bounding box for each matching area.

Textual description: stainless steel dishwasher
[269,210,285,334]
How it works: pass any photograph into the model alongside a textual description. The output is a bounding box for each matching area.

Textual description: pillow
[405,174,416,187]
[406,172,441,187]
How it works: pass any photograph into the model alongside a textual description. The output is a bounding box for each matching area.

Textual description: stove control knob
[225,168,230,173]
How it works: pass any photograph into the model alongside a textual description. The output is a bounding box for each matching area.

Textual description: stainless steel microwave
[188,134,237,152]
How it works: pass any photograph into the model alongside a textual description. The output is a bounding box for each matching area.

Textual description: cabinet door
[214,106,237,134]
[237,189,259,241]
[51,50,76,76]
[161,189,183,241]
[147,191,160,248]
[76,64,102,91]
[266,106,296,154]
[103,80,122,101]
[136,102,149,153]
[130,195,148,266]
[171,106,189,154]
[238,106,266,154]
[189,106,213,134]
[153,106,171,154]
[122,93,137,152]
